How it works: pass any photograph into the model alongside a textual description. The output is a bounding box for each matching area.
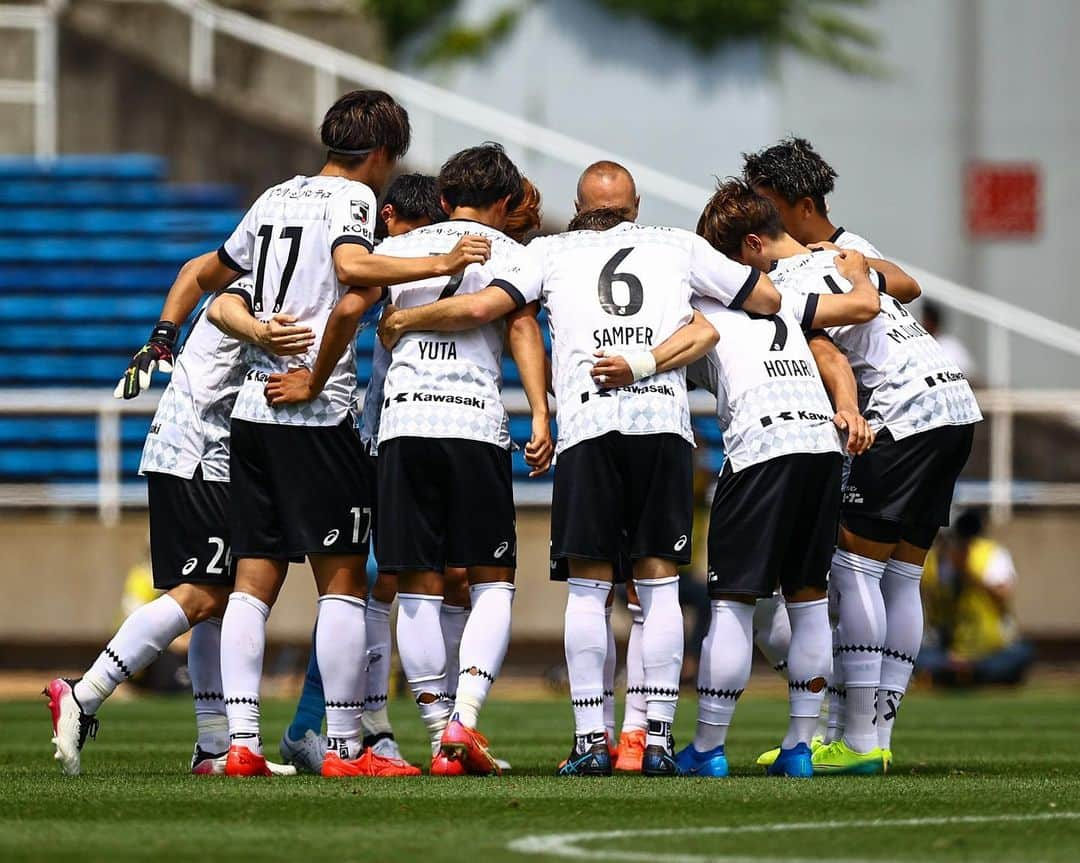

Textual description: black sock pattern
[696,686,743,701]
[827,685,847,698]
[643,686,680,698]
[324,700,364,710]
[193,691,224,702]
[788,679,821,693]
[881,690,904,722]
[834,643,883,656]
[571,696,605,708]
[882,647,916,665]
[364,693,388,706]
[104,647,132,679]
[626,685,647,695]
[773,660,789,673]
[602,689,615,698]
[460,666,495,683]
[224,696,258,706]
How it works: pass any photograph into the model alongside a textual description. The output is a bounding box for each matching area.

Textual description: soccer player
[268,144,550,776]
[278,172,453,773]
[379,192,782,777]
[197,90,490,778]
[653,180,878,778]
[743,136,922,303]
[697,182,982,774]
[44,254,311,776]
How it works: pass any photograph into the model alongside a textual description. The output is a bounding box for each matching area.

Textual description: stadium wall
[2,510,1078,655]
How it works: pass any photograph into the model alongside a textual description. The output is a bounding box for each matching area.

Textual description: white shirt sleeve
[328,183,378,253]
[779,290,821,331]
[219,194,264,273]
[490,241,544,307]
[687,233,760,309]
[981,547,1017,590]
[219,275,257,314]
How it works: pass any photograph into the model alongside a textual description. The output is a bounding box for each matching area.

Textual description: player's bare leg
[440,565,515,775]
[46,582,228,776]
[634,557,685,777]
[559,559,615,776]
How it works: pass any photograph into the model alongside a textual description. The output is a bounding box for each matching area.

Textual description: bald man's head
[575,160,639,221]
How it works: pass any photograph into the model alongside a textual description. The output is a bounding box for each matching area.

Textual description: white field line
[507,811,1080,863]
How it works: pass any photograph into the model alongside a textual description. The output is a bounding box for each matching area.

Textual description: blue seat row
[0,181,240,208]
[0,154,167,181]
[0,294,164,322]
[0,416,151,445]
[5,208,244,237]
[0,238,220,263]
[0,264,189,290]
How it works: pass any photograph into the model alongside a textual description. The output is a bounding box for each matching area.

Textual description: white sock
[694,599,753,752]
[782,598,831,749]
[621,603,647,733]
[603,604,616,743]
[75,593,191,715]
[440,603,470,697]
[878,559,925,750]
[635,577,684,733]
[361,597,393,739]
[564,578,609,736]
[454,581,514,728]
[752,594,791,676]
[189,617,228,754]
[317,594,367,759]
[397,593,451,752]
[831,549,888,753]
[220,591,270,754]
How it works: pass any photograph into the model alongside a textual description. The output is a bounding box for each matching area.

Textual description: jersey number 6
[598,248,644,317]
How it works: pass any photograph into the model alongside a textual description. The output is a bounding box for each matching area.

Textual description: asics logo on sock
[673,535,688,551]
[182,557,199,575]
[323,529,340,546]
[493,541,510,558]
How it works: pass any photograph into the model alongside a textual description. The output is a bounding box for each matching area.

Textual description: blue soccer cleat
[674,743,728,777]
[766,742,814,778]
[557,732,612,777]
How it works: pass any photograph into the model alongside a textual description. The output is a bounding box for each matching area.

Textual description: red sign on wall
[966,162,1040,238]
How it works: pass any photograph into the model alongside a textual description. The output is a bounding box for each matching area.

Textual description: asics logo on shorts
[323,529,340,546]
[673,535,688,552]
[182,557,199,575]
[493,541,510,559]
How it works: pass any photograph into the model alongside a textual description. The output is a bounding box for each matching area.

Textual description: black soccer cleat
[641,720,683,777]
[556,731,613,777]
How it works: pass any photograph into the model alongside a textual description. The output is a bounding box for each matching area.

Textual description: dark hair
[567,206,630,232]
[438,143,524,211]
[319,89,411,165]
[696,178,784,258]
[954,507,985,540]
[505,177,542,242]
[384,173,446,223]
[922,299,944,330]
[742,136,837,215]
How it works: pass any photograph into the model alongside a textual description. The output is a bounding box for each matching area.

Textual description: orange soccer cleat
[614,729,647,773]
[439,716,501,776]
[224,745,274,777]
[430,751,468,777]
[321,749,422,777]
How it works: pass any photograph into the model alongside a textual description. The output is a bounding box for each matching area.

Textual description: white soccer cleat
[371,735,405,762]
[44,678,98,776]
[279,729,326,774]
[493,756,512,773]
[190,744,228,775]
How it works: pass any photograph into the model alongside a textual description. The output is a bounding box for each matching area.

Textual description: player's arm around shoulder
[507,302,554,476]
[865,257,920,303]
[807,333,874,456]
[802,250,881,329]
[206,290,315,358]
[591,310,719,389]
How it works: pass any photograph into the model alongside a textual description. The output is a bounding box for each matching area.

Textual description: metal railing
[0,1,62,158]
[2,387,1079,524]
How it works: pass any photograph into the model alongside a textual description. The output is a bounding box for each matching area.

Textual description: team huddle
[44,89,980,779]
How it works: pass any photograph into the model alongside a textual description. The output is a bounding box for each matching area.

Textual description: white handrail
[0,1,63,158]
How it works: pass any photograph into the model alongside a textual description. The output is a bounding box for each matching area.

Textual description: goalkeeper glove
[114,321,179,399]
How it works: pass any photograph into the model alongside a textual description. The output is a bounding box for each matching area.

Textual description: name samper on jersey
[501,221,761,454]
[139,292,246,481]
[217,174,377,428]
[376,220,529,450]
[688,295,841,473]
[769,252,982,439]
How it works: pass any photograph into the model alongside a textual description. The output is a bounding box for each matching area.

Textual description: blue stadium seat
[0,294,163,321]
[0,154,167,180]
[5,208,243,237]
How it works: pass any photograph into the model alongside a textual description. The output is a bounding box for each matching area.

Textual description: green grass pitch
[3,689,1079,862]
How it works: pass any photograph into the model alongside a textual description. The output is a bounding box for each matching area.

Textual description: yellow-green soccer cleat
[882,749,893,772]
[756,735,824,768]
[811,739,886,775]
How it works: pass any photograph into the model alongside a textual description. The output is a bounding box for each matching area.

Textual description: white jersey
[219,174,377,427]
[504,222,760,453]
[770,252,982,440]
[378,220,528,449]
[830,226,881,258]
[688,295,841,472]
[139,293,246,481]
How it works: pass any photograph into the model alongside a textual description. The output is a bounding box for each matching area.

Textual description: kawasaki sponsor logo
[759,409,832,427]
[385,391,486,410]
[623,383,675,397]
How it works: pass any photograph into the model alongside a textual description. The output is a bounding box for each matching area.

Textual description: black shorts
[551,432,694,566]
[549,549,634,584]
[147,467,234,590]
[841,423,975,542]
[229,419,376,560]
[707,452,842,599]
[376,436,516,571]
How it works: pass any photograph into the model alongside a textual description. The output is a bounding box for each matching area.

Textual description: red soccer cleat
[439,716,501,776]
[430,751,468,777]
[224,745,274,777]
[614,729,646,773]
[361,749,422,777]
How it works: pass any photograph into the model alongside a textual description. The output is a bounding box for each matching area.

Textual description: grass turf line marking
[507,811,1080,863]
